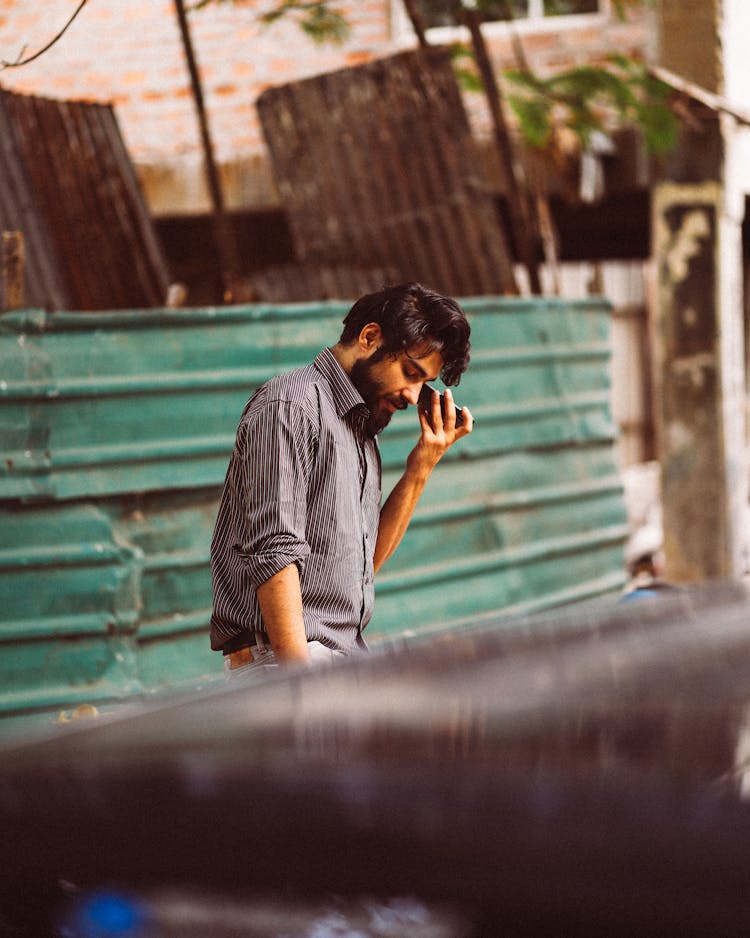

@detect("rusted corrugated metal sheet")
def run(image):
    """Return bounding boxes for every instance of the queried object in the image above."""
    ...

[257,48,518,300]
[249,263,398,302]
[0,94,68,310]
[0,88,172,310]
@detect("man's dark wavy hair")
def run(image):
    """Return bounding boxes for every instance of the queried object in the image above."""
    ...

[339,282,471,386]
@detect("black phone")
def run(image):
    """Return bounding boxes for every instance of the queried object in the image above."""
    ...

[418,384,467,429]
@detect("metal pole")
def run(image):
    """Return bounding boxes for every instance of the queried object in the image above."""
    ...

[458,4,542,294]
[174,0,243,302]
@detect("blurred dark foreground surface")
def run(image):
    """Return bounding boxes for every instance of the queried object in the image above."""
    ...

[3,581,750,937]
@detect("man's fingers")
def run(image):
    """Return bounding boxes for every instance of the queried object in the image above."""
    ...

[458,406,473,434]
[443,387,458,430]
[418,388,473,439]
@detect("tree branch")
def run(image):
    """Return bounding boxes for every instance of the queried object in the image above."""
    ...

[1,0,90,71]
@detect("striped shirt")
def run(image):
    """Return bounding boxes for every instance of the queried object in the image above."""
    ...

[210,347,381,654]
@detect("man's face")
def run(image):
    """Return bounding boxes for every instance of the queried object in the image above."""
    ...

[350,343,444,435]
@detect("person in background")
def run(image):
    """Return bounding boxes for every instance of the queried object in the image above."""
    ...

[210,282,473,676]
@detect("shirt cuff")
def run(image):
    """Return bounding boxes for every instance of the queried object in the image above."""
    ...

[240,542,311,590]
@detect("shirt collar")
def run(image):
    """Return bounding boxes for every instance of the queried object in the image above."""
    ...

[313,347,367,420]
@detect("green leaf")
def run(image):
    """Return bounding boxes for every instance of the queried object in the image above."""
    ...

[208,1,350,45]
[504,68,546,94]
[503,54,678,156]
[636,99,680,154]
[454,66,484,93]
[299,5,349,43]
[449,43,484,92]
[507,94,553,147]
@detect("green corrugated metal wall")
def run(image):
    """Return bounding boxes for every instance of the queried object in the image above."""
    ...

[0,298,627,725]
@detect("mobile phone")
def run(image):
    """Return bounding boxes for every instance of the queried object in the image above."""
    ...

[418,384,467,429]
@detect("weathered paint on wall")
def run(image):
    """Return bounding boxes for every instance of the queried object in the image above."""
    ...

[0,298,627,725]
[652,182,747,581]
[652,0,749,587]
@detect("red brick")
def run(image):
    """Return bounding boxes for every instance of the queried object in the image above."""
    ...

[212,83,238,97]
[122,70,149,87]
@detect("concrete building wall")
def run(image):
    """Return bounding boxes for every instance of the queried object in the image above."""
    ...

[0,0,651,215]
[652,0,749,581]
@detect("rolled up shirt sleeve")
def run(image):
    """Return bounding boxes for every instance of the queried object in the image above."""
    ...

[234,397,316,589]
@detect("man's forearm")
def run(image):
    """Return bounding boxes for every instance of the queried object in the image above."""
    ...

[374,463,432,572]
[374,389,473,573]
[256,563,310,664]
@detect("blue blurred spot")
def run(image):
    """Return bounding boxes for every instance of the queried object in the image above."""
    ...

[57,889,150,937]
[621,587,662,602]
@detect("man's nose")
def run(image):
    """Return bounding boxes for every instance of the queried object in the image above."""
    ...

[403,383,421,406]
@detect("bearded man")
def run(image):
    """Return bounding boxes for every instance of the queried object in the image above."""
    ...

[210,282,472,675]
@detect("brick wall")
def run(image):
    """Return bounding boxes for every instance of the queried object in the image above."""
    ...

[0,1,650,213]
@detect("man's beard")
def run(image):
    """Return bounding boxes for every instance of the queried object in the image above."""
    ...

[350,355,407,436]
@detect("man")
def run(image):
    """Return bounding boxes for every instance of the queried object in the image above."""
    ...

[210,282,472,675]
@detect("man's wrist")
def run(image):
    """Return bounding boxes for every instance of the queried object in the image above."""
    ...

[405,451,436,482]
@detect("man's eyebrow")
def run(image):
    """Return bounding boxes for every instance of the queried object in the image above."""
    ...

[404,353,434,380]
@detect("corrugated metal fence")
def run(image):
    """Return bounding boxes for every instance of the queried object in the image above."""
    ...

[0,298,627,725]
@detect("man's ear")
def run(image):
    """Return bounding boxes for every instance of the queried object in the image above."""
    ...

[358,322,383,356]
